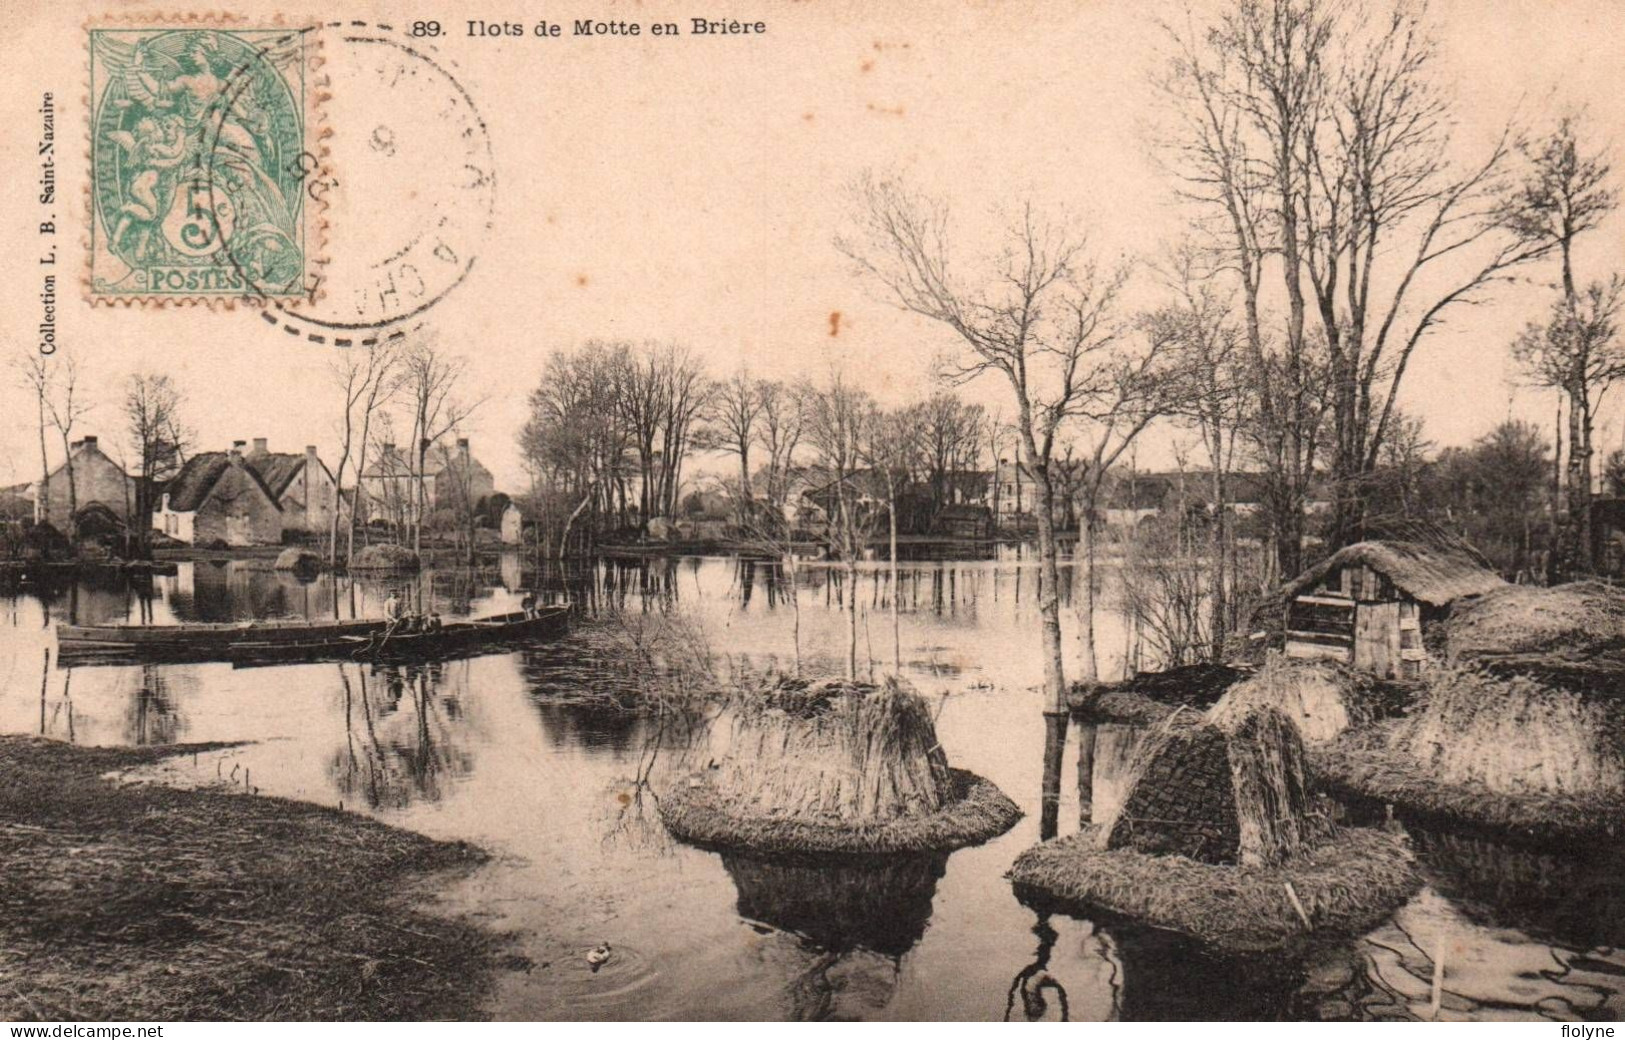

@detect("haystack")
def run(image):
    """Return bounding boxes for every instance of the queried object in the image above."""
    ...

[1445,581,1625,670]
[1012,828,1416,954]
[1100,706,1321,867]
[1207,654,1411,745]
[1312,664,1625,841]
[659,677,1020,854]
[1009,705,1419,951]
[350,544,422,572]
[273,547,321,573]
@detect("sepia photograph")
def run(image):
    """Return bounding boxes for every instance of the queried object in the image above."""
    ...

[1,0,1624,1026]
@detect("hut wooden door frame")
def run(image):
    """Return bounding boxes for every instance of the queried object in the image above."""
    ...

[1353,601,1402,678]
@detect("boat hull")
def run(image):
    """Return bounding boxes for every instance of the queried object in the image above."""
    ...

[54,608,569,666]
[229,608,570,666]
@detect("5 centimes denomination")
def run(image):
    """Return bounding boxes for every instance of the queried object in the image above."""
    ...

[249,22,496,343]
[88,20,321,302]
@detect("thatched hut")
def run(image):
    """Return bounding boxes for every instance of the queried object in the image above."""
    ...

[1009,705,1419,952]
[659,677,1021,854]
[1281,540,1504,679]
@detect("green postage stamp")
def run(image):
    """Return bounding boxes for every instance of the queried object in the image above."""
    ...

[88,21,320,302]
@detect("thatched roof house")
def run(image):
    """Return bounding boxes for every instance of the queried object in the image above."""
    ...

[1283,540,1505,679]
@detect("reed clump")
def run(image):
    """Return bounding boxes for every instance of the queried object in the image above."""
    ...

[0,737,509,1021]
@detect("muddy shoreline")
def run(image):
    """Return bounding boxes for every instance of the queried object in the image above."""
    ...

[0,736,515,1021]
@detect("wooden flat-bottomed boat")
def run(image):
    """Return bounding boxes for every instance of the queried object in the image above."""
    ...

[54,607,569,666]
[228,608,570,667]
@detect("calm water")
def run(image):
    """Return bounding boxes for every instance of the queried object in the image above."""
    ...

[1,554,1622,1021]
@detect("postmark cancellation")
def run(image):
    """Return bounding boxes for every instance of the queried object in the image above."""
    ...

[87,17,324,303]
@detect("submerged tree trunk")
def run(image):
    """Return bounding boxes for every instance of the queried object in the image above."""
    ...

[889,481,901,673]
[1076,498,1100,686]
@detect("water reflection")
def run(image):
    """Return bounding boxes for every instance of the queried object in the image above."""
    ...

[330,663,475,810]
[4,555,1622,1021]
[721,852,947,957]
[1005,915,1075,1021]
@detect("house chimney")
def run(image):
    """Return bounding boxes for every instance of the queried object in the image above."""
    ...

[230,440,246,457]
[458,437,470,460]
[82,435,97,449]
[251,437,268,455]
[306,444,318,460]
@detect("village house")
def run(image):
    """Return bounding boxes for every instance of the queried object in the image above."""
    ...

[244,438,340,537]
[358,438,495,528]
[30,435,136,532]
[1280,539,1506,679]
[153,444,283,547]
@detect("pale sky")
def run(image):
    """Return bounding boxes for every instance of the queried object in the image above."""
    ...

[4,0,1624,491]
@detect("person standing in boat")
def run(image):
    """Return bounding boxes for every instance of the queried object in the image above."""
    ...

[381,590,406,641]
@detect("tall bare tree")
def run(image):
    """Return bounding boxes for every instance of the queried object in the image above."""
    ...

[840,175,1127,718]
[1160,0,1553,562]
[757,379,807,514]
[865,407,926,672]
[1512,279,1625,572]
[915,392,986,517]
[18,351,93,537]
[13,352,55,527]
[1500,115,1618,573]
[1144,248,1249,659]
[330,341,402,566]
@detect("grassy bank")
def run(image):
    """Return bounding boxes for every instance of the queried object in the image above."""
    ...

[0,737,512,1021]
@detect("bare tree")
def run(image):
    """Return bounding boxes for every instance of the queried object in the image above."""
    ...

[1065,347,1179,684]
[17,351,93,537]
[915,392,986,517]
[1160,0,1553,562]
[839,174,1128,717]
[709,366,765,525]
[400,339,483,554]
[330,341,402,566]
[123,373,190,555]
[865,407,926,672]
[1513,279,1625,572]
[803,371,876,680]
[1144,247,1249,659]
[1501,115,1619,572]
[13,352,55,526]
[520,341,629,557]
[757,379,807,515]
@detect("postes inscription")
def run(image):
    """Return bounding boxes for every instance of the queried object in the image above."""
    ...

[89,27,311,299]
